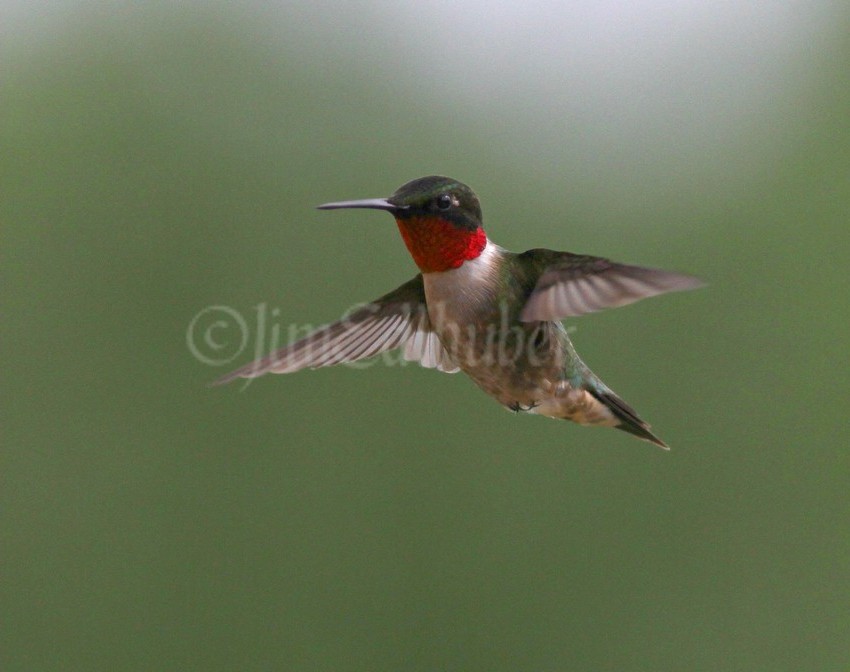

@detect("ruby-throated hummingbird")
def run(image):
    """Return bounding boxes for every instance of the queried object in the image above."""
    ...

[216,176,703,448]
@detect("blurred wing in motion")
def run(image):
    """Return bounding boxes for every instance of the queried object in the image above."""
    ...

[213,275,458,385]
[520,251,704,322]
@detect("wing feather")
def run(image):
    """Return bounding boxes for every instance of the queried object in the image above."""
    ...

[520,254,704,322]
[213,275,458,385]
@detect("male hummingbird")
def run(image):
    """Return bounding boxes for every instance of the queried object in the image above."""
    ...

[215,176,703,448]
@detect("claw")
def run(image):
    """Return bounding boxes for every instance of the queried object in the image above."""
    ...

[508,400,539,413]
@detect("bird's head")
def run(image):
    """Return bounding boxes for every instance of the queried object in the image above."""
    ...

[318,175,487,273]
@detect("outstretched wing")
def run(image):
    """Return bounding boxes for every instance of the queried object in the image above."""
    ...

[519,250,704,322]
[213,275,459,385]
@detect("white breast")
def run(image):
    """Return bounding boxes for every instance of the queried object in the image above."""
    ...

[422,241,502,313]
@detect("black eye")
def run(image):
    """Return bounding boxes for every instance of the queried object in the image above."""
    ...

[436,193,453,210]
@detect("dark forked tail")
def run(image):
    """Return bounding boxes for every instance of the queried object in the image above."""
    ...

[590,388,669,449]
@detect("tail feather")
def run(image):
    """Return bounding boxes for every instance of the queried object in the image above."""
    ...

[591,389,669,450]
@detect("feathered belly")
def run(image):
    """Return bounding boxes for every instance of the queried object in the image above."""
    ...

[434,312,568,406]
[428,306,615,426]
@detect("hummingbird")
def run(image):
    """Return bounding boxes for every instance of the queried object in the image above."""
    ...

[215,176,703,448]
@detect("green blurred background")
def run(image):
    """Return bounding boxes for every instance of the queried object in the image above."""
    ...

[3,2,848,670]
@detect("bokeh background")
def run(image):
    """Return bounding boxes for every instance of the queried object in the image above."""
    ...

[3,2,848,670]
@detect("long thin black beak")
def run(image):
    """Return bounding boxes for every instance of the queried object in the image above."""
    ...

[316,198,403,212]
